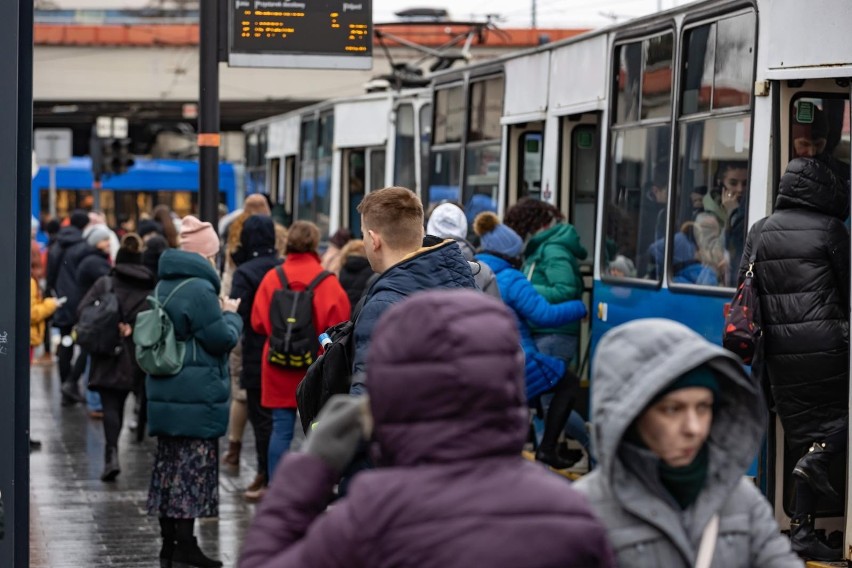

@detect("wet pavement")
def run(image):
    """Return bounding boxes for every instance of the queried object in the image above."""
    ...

[29,358,261,567]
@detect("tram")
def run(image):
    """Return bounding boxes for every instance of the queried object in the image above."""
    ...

[242,88,431,239]
[31,156,242,226]
[244,0,852,557]
[424,0,851,558]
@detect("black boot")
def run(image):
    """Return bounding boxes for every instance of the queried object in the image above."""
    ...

[172,519,222,568]
[100,445,120,482]
[159,517,176,568]
[793,442,841,502]
[60,380,84,405]
[535,447,576,470]
[790,514,842,561]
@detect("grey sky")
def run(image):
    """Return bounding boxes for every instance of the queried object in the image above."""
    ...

[376,0,692,28]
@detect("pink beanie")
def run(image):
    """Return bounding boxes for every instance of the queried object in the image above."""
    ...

[179,215,219,258]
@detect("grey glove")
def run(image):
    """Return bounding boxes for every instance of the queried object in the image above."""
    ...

[302,395,369,473]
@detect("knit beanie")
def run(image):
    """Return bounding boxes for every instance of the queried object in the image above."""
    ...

[179,215,220,258]
[653,365,719,405]
[473,212,524,258]
[427,203,468,241]
[142,235,168,276]
[329,227,352,249]
[69,209,90,231]
[85,225,112,248]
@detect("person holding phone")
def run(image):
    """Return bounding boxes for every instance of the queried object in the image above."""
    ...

[240,290,614,568]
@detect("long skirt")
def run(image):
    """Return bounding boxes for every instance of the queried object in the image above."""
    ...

[147,436,218,519]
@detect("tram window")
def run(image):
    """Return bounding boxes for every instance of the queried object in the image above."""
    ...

[347,151,366,237]
[468,77,504,142]
[369,149,386,192]
[518,132,543,200]
[434,86,465,145]
[682,12,755,115]
[269,158,281,205]
[316,157,332,239]
[789,97,851,168]
[571,126,598,264]
[641,33,674,120]
[319,112,334,160]
[428,149,462,210]
[394,104,417,191]
[298,160,316,224]
[301,119,318,161]
[675,116,750,288]
[602,125,671,281]
[614,42,642,124]
[464,143,500,222]
[420,103,432,197]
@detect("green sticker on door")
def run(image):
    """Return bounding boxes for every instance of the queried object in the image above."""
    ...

[796,100,815,124]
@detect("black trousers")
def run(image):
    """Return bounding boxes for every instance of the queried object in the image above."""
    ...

[246,387,272,479]
[99,388,130,449]
[539,368,581,452]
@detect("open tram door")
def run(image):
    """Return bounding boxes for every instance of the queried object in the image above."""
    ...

[557,113,601,382]
[340,147,385,238]
[769,77,852,562]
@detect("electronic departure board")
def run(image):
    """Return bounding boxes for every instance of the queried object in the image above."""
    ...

[228,0,372,69]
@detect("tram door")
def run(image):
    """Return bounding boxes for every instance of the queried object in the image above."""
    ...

[772,80,852,541]
[559,113,601,381]
[270,156,296,227]
[504,121,544,209]
[341,147,385,238]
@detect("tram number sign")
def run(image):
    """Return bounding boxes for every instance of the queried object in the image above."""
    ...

[228,0,373,70]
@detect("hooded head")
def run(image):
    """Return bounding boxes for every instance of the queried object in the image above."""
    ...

[179,215,219,258]
[367,290,527,466]
[427,203,468,241]
[235,214,276,264]
[243,193,272,216]
[473,212,524,259]
[776,157,849,219]
[792,106,828,158]
[589,319,764,504]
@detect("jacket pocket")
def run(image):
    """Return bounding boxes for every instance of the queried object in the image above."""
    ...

[711,513,750,568]
[608,525,675,568]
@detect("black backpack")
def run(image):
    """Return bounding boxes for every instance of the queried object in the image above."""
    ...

[74,276,122,356]
[267,266,332,370]
[296,319,357,433]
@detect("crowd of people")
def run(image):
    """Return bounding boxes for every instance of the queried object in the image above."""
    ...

[28,146,847,565]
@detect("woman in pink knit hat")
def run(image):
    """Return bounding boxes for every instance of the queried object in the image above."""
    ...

[144,214,243,568]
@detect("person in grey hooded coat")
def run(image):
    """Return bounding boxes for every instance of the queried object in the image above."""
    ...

[574,319,802,568]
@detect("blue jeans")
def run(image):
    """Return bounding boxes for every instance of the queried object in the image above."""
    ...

[267,409,296,480]
[533,334,592,458]
[82,355,102,412]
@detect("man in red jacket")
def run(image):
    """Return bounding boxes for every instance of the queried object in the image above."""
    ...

[251,221,350,482]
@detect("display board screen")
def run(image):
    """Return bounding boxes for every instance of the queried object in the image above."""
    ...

[229,0,372,69]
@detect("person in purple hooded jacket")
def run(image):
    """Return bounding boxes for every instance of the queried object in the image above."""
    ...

[239,289,615,568]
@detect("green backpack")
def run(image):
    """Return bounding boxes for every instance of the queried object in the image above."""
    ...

[133,278,197,377]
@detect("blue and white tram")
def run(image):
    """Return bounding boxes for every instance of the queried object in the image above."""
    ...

[242,88,431,240]
[427,0,851,559]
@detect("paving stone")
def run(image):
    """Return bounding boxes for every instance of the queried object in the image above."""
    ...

[29,361,262,567]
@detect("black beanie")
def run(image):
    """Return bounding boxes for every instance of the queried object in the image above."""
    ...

[69,210,90,230]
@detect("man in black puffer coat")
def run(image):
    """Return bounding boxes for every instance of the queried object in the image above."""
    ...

[230,215,281,500]
[738,156,849,561]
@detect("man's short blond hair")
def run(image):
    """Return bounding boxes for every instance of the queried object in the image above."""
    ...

[357,187,423,250]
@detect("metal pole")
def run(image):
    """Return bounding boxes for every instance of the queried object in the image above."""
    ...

[49,164,57,219]
[532,0,537,29]
[199,0,220,224]
[0,0,32,565]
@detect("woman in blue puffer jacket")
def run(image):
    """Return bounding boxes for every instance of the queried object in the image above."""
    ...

[474,212,587,469]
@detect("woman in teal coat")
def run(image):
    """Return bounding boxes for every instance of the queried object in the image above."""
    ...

[145,215,242,568]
